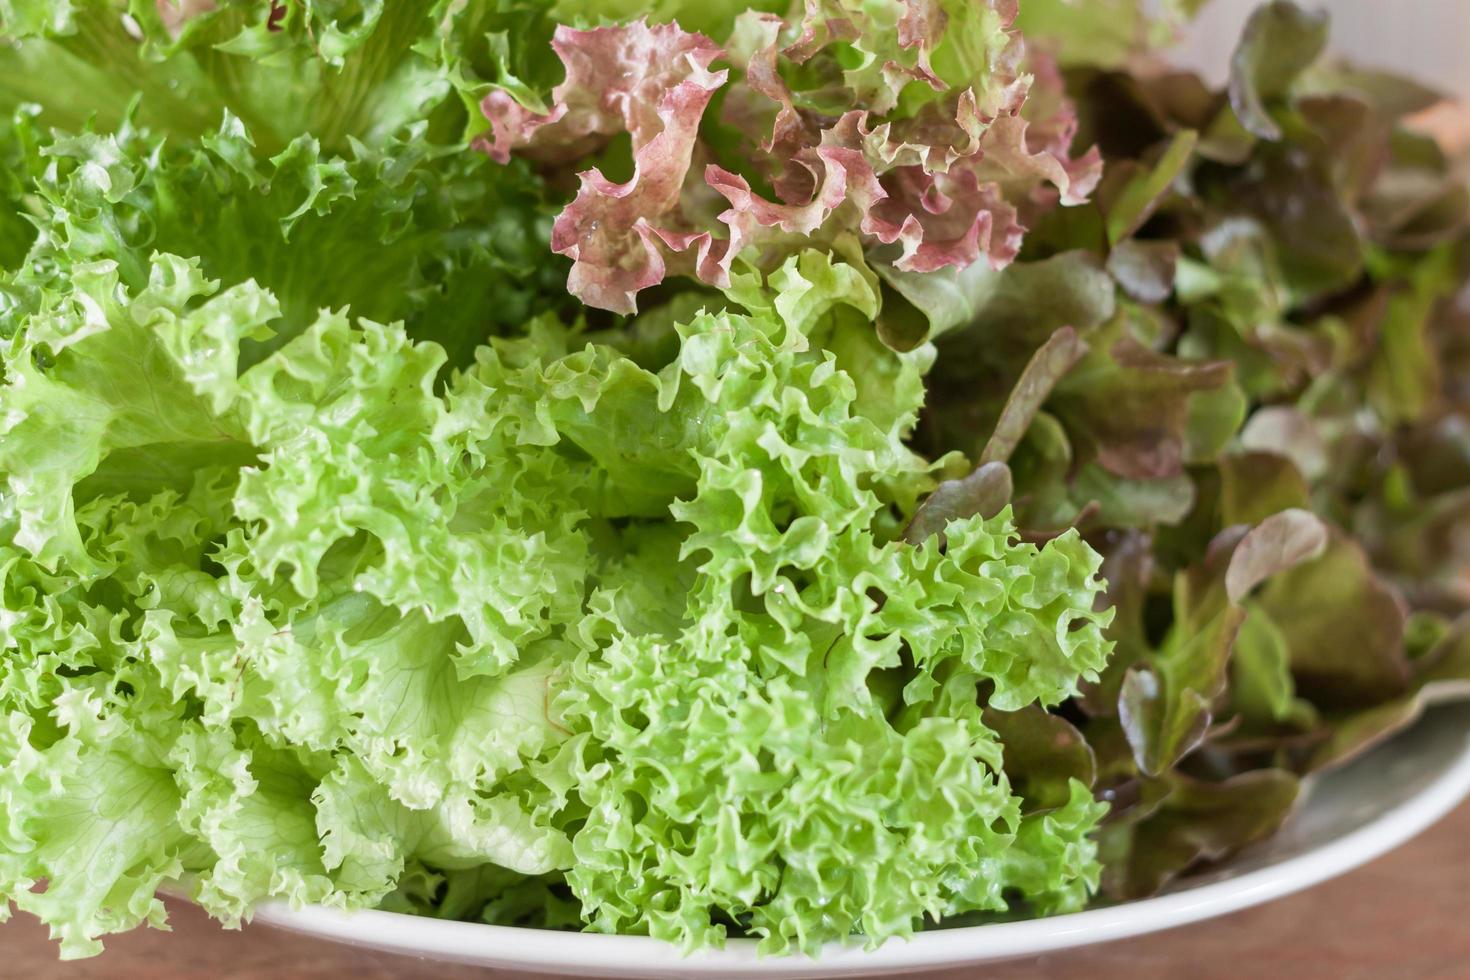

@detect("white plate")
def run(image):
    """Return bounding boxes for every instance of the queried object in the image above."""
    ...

[248,707,1470,978]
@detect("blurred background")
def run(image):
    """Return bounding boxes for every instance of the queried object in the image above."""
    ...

[1176,0,1470,100]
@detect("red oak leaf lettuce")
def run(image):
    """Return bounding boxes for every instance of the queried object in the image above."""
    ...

[480,1,1101,317]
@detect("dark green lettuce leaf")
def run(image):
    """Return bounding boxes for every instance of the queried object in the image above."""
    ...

[0,0,468,154]
[3,111,565,367]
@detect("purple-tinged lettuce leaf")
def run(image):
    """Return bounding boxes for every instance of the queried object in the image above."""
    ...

[1220,146,1365,298]
[482,21,728,314]
[1011,0,1470,906]
[1107,239,1180,305]
[1049,329,1235,481]
[480,4,1102,323]
[1254,530,1413,709]
[1303,617,1470,771]
[985,705,1097,813]
[1218,450,1312,527]
[889,249,1115,355]
[902,462,1014,546]
[1224,508,1329,604]
[979,325,1088,466]
[1096,767,1300,901]
[1116,511,1328,777]
[1298,63,1445,121]
[1227,0,1329,141]
[1114,533,1242,778]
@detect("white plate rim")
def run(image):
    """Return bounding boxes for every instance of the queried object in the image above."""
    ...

[244,710,1470,977]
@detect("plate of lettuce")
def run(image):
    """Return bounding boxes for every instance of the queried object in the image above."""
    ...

[2,0,1469,972]
[245,704,1470,975]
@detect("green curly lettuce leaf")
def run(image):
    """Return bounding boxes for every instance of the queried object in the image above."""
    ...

[0,0,457,154]
[3,110,565,369]
[0,148,1116,957]
[550,279,1113,951]
[6,0,1466,962]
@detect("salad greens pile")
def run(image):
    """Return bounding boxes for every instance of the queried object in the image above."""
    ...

[1,0,1467,960]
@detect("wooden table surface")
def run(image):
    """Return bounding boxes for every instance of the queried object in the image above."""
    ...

[6,800,1467,980]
